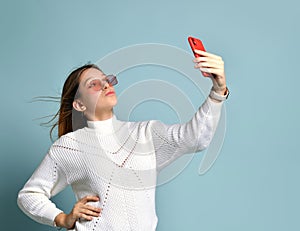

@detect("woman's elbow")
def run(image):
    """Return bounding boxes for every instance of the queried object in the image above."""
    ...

[17,190,26,211]
[196,134,213,152]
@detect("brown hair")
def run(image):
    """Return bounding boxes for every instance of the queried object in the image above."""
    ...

[47,63,102,140]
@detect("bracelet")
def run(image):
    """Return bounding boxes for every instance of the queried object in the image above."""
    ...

[209,87,229,101]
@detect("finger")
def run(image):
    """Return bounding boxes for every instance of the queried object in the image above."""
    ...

[199,67,224,77]
[194,49,222,60]
[193,56,224,65]
[80,208,101,217]
[195,64,223,75]
[79,195,100,204]
[79,213,93,221]
[195,61,223,69]
[84,205,102,213]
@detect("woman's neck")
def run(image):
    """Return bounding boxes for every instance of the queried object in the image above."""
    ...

[86,110,114,121]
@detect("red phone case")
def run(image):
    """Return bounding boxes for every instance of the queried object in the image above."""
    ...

[188,36,211,77]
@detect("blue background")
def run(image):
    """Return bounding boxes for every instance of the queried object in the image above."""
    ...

[1,0,299,230]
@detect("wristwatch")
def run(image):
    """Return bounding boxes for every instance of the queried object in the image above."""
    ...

[209,87,230,101]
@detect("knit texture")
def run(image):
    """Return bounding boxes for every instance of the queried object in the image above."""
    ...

[17,96,223,231]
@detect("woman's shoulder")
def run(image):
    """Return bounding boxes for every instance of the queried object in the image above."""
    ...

[52,129,83,145]
[122,119,166,138]
[49,128,88,156]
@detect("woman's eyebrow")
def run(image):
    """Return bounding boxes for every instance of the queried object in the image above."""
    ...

[83,77,93,86]
[83,75,106,85]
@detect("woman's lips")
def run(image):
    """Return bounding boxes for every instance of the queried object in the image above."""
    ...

[105,91,115,96]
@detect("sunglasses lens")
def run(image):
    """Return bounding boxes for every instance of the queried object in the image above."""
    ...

[89,79,103,91]
[107,75,118,86]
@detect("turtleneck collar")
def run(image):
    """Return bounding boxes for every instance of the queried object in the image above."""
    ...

[86,114,117,134]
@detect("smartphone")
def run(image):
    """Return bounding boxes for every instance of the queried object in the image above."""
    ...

[188,36,212,77]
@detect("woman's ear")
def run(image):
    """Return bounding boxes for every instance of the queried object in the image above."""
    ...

[73,99,86,112]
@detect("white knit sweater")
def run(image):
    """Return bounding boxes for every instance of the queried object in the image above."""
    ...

[17,96,223,231]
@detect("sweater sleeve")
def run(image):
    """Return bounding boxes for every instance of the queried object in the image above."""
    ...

[17,153,69,227]
[150,96,224,171]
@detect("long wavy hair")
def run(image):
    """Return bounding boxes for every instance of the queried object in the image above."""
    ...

[38,64,102,141]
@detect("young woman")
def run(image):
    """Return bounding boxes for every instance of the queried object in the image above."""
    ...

[17,49,229,231]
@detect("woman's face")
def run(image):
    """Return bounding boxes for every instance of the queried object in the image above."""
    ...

[74,67,118,120]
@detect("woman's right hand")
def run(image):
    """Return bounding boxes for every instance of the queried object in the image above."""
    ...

[54,195,101,229]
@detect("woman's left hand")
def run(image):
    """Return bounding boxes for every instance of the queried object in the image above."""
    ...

[193,49,227,95]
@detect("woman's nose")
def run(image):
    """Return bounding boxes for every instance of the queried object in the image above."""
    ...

[103,81,110,90]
